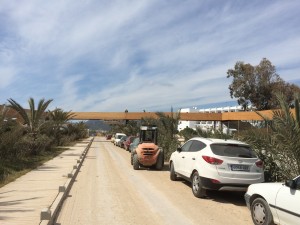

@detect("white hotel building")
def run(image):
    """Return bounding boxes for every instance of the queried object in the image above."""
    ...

[177,105,246,133]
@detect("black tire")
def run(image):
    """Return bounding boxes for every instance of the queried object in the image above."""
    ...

[170,162,177,181]
[133,154,139,170]
[191,172,206,198]
[155,150,164,170]
[251,198,274,225]
[130,153,133,165]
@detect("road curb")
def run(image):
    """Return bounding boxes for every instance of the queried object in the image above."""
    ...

[39,137,94,225]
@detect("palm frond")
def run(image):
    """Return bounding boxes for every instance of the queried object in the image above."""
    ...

[7,98,30,126]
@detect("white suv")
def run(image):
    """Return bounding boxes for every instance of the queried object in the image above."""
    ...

[169,137,264,198]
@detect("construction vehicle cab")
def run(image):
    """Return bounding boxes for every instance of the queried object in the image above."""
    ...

[131,125,164,170]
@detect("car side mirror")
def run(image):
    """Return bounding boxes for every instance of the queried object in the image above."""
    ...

[177,147,182,152]
[285,180,297,189]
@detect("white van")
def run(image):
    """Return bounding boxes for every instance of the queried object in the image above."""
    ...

[113,133,126,145]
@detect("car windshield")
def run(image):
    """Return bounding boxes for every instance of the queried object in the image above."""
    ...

[210,144,257,158]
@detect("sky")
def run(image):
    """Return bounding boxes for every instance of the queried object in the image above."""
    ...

[0,0,300,112]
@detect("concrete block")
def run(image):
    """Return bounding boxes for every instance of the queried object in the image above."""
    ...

[49,192,65,223]
[41,208,51,220]
[59,185,66,192]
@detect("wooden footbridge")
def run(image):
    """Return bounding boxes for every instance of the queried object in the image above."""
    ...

[1,104,295,122]
[71,110,280,121]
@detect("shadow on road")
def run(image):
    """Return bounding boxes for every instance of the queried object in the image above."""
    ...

[179,180,247,206]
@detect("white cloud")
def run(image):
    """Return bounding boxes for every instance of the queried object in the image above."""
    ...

[0,67,16,89]
[0,0,300,112]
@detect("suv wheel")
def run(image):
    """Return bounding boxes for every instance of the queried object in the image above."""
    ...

[192,171,206,198]
[170,162,177,181]
[251,198,274,225]
[133,154,139,170]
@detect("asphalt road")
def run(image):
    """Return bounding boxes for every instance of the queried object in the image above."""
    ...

[55,137,253,225]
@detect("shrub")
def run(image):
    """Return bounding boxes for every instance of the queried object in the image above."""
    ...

[239,93,300,181]
[0,127,25,160]
[13,134,53,157]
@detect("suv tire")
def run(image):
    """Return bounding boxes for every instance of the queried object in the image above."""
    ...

[170,162,177,181]
[192,171,206,198]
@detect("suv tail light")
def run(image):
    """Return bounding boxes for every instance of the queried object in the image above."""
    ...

[255,160,264,168]
[202,156,223,165]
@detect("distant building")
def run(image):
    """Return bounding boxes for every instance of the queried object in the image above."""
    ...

[177,107,198,131]
[178,105,254,134]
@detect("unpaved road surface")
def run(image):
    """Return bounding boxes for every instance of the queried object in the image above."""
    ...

[55,137,253,225]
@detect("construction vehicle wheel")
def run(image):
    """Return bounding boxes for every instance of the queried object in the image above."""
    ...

[130,153,133,165]
[133,154,139,170]
[155,150,164,170]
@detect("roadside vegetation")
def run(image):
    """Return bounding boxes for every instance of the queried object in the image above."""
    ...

[238,93,300,181]
[0,98,88,187]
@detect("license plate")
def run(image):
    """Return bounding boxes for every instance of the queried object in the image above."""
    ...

[231,164,249,171]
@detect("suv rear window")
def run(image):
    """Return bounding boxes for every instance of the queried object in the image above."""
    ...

[210,144,257,158]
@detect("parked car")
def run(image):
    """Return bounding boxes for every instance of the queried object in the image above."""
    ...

[106,134,112,140]
[123,136,137,151]
[169,137,264,198]
[245,175,300,225]
[116,136,128,148]
[129,137,140,153]
[113,133,126,145]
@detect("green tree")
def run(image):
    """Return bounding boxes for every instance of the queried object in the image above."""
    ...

[179,127,197,141]
[7,98,53,136]
[7,98,53,155]
[240,93,300,180]
[47,108,75,145]
[227,58,300,110]
[0,105,9,133]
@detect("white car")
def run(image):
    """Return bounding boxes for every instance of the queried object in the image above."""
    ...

[113,133,126,145]
[169,137,264,198]
[245,175,300,225]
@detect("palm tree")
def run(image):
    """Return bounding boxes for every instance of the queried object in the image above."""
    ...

[49,108,75,125]
[242,92,300,180]
[267,93,300,179]
[0,105,9,131]
[48,108,75,145]
[155,109,181,159]
[7,98,53,137]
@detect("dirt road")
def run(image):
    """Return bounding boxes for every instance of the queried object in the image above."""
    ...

[55,137,253,225]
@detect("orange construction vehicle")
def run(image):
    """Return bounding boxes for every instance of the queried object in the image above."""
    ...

[131,125,164,170]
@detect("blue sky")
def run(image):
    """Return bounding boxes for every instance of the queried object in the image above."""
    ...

[1,0,300,112]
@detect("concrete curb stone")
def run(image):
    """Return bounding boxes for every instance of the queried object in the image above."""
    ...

[39,137,94,225]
